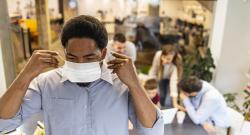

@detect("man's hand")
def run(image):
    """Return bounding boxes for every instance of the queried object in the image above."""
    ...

[202,122,216,134]
[0,50,59,119]
[108,52,158,128]
[174,104,186,112]
[22,50,59,79]
[107,52,139,88]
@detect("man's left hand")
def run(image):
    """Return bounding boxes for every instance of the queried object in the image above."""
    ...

[107,52,139,88]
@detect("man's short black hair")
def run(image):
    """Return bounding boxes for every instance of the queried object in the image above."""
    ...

[61,15,108,49]
[113,33,126,43]
[178,76,202,93]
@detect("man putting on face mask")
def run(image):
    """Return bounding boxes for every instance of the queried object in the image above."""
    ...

[0,15,163,135]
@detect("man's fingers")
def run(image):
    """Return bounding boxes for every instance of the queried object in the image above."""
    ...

[36,53,58,59]
[107,58,128,64]
[42,62,58,68]
[111,68,119,74]
[35,50,59,56]
[111,52,128,59]
[40,57,58,64]
[36,52,59,64]
[107,63,123,69]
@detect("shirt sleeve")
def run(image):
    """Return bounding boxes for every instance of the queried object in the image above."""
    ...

[148,51,161,78]
[183,92,219,125]
[169,66,178,97]
[128,94,164,135]
[0,77,42,133]
[125,42,137,62]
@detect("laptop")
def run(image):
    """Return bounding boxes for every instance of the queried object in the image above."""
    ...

[161,108,178,124]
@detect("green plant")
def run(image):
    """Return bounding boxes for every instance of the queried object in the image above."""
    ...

[243,88,250,121]
[224,84,250,121]
[138,65,151,74]
[224,93,241,112]
[183,55,194,78]
[183,47,216,82]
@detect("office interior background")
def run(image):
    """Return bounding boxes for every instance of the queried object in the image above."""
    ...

[0,0,250,134]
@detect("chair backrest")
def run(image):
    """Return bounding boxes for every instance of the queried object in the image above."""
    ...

[227,107,244,135]
[241,121,250,135]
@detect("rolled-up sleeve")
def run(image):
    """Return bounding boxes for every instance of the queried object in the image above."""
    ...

[128,95,164,135]
[183,94,219,125]
[0,110,23,133]
[0,77,42,133]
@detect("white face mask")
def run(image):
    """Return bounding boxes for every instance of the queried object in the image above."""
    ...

[62,61,102,83]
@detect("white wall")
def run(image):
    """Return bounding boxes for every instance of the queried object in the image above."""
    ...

[77,0,136,20]
[159,0,183,18]
[209,0,228,66]
[0,39,7,97]
[159,0,214,29]
[48,0,59,14]
[210,0,250,93]
[7,0,59,18]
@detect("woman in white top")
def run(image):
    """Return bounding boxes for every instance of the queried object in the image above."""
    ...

[149,45,185,111]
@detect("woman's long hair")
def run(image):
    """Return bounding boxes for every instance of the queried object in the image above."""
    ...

[158,45,183,80]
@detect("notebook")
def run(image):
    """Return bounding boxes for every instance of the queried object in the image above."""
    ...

[161,108,178,124]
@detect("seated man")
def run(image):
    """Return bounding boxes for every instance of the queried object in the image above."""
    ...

[178,76,229,135]
[0,15,163,135]
[106,33,137,62]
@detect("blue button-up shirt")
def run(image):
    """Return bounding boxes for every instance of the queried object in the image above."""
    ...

[183,81,229,128]
[0,65,164,135]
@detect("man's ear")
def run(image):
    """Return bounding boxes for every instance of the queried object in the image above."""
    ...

[100,48,107,60]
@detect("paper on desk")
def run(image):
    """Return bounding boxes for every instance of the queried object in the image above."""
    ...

[161,108,178,124]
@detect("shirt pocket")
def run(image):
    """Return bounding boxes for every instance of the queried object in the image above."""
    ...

[49,98,74,134]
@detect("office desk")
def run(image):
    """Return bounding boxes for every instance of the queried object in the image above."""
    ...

[129,116,208,135]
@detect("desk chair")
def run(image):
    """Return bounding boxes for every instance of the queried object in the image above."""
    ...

[227,107,244,135]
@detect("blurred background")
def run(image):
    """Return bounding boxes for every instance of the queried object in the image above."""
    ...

[0,0,250,134]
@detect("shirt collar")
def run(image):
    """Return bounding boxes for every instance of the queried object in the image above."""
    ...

[58,62,113,85]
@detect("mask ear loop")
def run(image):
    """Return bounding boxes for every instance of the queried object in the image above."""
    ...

[56,52,66,66]
[58,53,65,62]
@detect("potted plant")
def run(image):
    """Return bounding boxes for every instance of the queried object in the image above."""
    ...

[224,83,250,121]
[183,47,216,82]
[243,84,250,121]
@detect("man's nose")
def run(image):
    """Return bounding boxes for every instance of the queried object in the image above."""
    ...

[76,58,85,63]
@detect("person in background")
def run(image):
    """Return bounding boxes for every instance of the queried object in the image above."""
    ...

[178,76,229,135]
[0,15,163,135]
[144,78,161,108]
[149,45,185,111]
[106,33,137,62]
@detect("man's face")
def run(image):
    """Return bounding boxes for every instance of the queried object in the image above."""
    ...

[161,53,175,65]
[183,91,198,98]
[112,41,126,54]
[65,38,106,63]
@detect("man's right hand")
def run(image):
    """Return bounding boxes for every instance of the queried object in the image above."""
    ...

[22,50,59,79]
[202,122,216,134]
[0,50,59,119]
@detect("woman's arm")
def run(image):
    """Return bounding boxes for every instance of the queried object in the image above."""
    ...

[172,97,186,112]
